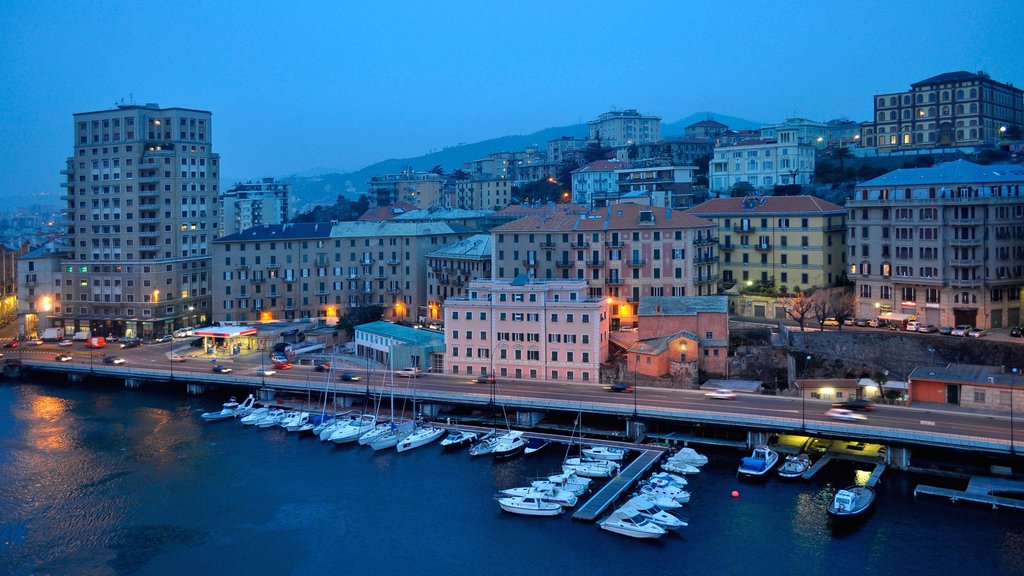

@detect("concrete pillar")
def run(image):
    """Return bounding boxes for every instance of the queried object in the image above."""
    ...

[125,378,142,389]
[186,383,206,395]
[514,411,545,427]
[885,445,912,470]
[748,430,768,448]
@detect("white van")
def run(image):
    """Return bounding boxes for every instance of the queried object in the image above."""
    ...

[72,330,91,341]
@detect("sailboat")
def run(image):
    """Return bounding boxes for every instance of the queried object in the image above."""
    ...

[364,348,414,451]
[562,409,620,478]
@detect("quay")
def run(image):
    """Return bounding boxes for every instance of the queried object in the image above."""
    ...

[914,476,1024,510]
[572,448,666,522]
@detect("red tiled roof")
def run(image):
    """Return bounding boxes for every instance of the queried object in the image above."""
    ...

[570,160,626,174]
[685,195,845,215]
[358,202,415,221]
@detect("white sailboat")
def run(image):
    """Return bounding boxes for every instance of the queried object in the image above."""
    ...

[329,413,378,444]
[562,409,619,478]
[396,423,445,452]
[626,495,688,530]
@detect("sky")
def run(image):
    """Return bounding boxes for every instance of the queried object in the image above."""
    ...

[1,1,1022,205]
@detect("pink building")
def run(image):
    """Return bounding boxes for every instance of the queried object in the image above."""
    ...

[624,296,729,378]
[443,276,609,383]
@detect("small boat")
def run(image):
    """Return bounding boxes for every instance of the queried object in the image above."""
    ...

[497,495,563,517]
[312,412,352,437]
[582,445,627,461]
[649,471,687,488]
[255,409,288,428]
[235,395,256,417]
[330,414,378,444]
[670,447,708,467]
[358,422,395,446]
[777,453,812,479]
[201,397,241,421]
[828,486,876,519]
[737,445,779,479]
[369,420,415,451]
[627,495,688,530]
[469,434,501,457]
[599,508,668,539]
[543,471,592,496]
[523,437,549,456]
[281,411,310,432]
[440,428,480,449]
[662,459,701,475]
[492,430,526,460]
[501,482,577,507]
[639,478,690,504]
[563,457,620,478]
[396,423,445,452]
[240,407,269,425]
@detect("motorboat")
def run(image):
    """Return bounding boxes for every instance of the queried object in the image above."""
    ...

[240,407,269,425]
[777,453,812,479]
[235,395,256,417]
[633,489,682,510]
[582,445,627,461]
[662,459,701,475]
[737,445,779,479]
[563,457,620,478]
[369,420,415,451]
[639,478,691,504]
[255,409,288,429]
[501,482,577,507]
[201,397,241,421]
[544,471,592,496]
[330,414,378,444]
[396,423,445,452]
[469,435,501,457]
[440,428,480,449]
[492,430,526,460]
[497,495,563,517]
[627,495,688,530]
[669,447,708,467]
[523,437,549,456]
[281,411,310,432]
[827,486,876,519]
[599,508,667,539]
[648,471,688,488]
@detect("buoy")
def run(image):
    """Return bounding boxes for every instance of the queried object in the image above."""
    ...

[731,490,740,498]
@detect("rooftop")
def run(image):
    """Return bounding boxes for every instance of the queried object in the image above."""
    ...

[494,202,714,233]
[426,234,492,259]
[356,321,445,346]
[857,160,1024,188]
[910,363,1018,387]
[637,296,728,316]
[685,195,844,216]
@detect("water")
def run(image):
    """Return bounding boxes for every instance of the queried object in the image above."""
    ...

[2,381,1023,576]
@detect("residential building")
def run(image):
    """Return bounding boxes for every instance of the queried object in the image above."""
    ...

[16,243,66,338]
[425,233,492,324]
[211,220,475,325]
[685,195,847,292]
[53,103,219,338]
[220,177,291,236]
[452,177,514,210]
[625,296,729,377]
[358,202,416,221]
[442,277,609,382]
[367,169,444,209]
[588,109,661,147]
[847,160,1024,329]
[547,136,588,164]
[709,129,816,193]
[860,70,1024,152]
[759,118,829,148]
[571,160,626,207]
[685,119,729,140]
[1,243,29,322]
[615,165,697,209]
[492,203,718,330]
[614,137,715,169]
[390,206,495,231]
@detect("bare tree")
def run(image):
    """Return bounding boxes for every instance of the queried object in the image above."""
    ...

[786,292,814,332]
[828,290,856,330]
[810,290,831,328]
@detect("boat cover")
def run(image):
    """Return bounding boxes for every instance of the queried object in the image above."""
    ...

[741,457,766,471]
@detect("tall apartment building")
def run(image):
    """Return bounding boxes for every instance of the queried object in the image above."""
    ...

[861,71,1024,152]
[685,196,847,292]
[491,203,717,330]
[426,234,492,323]
[220,178,291,236]
[211,220,475,324]
[588,109,661,147]
[547,136,588,164]
[452,178,513,210]
[16,243,66,338]
[367,169,444,209]
[847,160,1024,329]
[709,129,816,193]
[443,277,609,382]
[51,103,218,338]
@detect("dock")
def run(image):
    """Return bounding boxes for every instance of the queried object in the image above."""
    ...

[915,476,1024,510]
[572,449,664,522]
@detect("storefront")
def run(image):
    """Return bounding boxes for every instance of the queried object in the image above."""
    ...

[194,326,257,356]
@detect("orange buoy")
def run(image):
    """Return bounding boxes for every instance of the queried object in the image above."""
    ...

[731,490,740,498]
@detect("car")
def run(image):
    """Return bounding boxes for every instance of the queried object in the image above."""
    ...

[259,369,276,376]
[831,399,875,412]
[605,382,635,393]
[704,388,737,400]
[169,354,188,362]
[56,353,73,362]
[825,408,867,422]
[155,335,173,344]
[905,321,920,332]
[470,375,497,385]
[340,372,362,381]
[314,363,332,372]
[57,339,73,347]
[854,318,869,327]
[843,318,856,326]
[822,317,839,327]
[273,362,293,370]
[938,326,954,336]
[396,367,421,378]
[212,365,233,373]
[867,319,880,328]
[270,352,289,363]
[120,338,142,349]
[951,325,973,337]
[618,325,638,332]
[916,324,938,333]
[102,355,126,365]
[1011,326,1023,338]
[3,341,18,349]
[25,339,44,346]
[967,327,987,338]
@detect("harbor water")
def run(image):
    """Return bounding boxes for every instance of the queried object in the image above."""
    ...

[2,381,1023,576]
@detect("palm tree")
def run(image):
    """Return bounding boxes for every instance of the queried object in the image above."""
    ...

[834,146,852,172]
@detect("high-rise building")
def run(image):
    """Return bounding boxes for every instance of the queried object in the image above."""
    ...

[220,178,291,236]
[52,103,219,338]
[588,109,661,148]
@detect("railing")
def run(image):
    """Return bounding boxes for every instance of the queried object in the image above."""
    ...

[755,243,771,251]
[626,259,646,267]
[521,260,538,267]
[732,225,755,233]
[605,277,624,285]
[570,241,590,249]
[693,236,718,245]
[585,259,605,267]
[948,237,982,246]
[605,240,623,248]
[539,242,556,249]
[555,260,574,268]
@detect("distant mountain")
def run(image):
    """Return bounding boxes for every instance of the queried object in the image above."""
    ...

[285,112,761,207]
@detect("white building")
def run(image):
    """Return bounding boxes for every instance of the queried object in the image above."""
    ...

[220,177,291,236]
[709,129,816,193]
[759,118,829,148]
[588,109,661,148]
[571,160,625,207]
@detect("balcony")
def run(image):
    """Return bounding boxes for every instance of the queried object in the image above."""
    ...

[315,289,329,295]
[626,296,641,303]
[138,230,160,238]
[539,242,556,250]
[266,263,280,269]
[570,241,590,249]
[284,304,296,311]
[585,259,605,267]
[137,176,161,184]
[693,236,718,246]
[386,287,402,294]
[138,217,159,224]
[235,264,250,270]
[60,168,73,175]
[138,189,159,197]
[626,259,646,267]
[695,274,719,284]
[521,260,539,268]
[347,273,359,279]
[138,203,159,210]
[249,277,266,284]
[718,243,735,251]
[694,255,716,264]
[732,225,755,233]
[948,278,984,288]
[60,194,73,201]
[361,259,374,265]
[605,240,624,248]
[948,237,982,246]
[755,243,771,251]
[137,160,160,170]
[606,277,624,285]
[950,258,983,267]
[61,181,74,188]
[950,217,983,226]
[555,260,574,268]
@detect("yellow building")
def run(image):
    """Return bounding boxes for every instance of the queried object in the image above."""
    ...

[685,195,846,292]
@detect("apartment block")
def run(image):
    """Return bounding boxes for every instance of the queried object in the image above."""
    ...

[452,178,513,210]
[51,103,219,338]
[571,160,626,207]
[16,244,66,338]
[367,170,444,209]
[491,203,718,330]
[614,165,697,209]
[709,129,816,193]
[847,160,1024,329]
[613,137,715,170]
[220,177,291,236]
[443,277,609,382]
[685,195,847,293]
[588,109,661,147]
[425,234,492,324]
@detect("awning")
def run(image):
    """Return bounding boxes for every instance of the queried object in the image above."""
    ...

[878,312,915,321]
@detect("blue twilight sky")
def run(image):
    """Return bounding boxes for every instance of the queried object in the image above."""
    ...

[1,1,1022,205]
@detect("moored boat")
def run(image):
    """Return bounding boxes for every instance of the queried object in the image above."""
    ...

[330,414,378,444]
[582,445,627,461]
[492,430,526,460]
[497,495,563,516]
[523,437,549,456]
[639,477,690,505]
[440,428,480,449]
[777,453,812,479]
[827,486,875,519]
[599,507,668,539]
[544,471,591,496]
[501,482,577,507]
[563,457,620,478]
[240,407,269,425]
[670,447,708,467]
[201,396,241,422]
[737,444,779,479]
[626,495,688,530]
[662,459,701,475]
[396,423,445,452]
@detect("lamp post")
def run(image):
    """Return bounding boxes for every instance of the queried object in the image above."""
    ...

[1012,368,1019,456]
[633,353,639,419]
[802,355,811,430]
[488,339,507,424]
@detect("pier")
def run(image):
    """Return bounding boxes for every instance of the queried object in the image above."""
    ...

[572,449,665,522]
[915,476,1024,510]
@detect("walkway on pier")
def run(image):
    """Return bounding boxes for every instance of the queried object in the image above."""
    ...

[915,475,1024,511]
[572,449,664,522]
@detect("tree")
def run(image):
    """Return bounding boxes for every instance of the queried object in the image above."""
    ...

[786,292,814,331]
[810,290,831,328]
[827,290,855,330]
[338,305,384,338]
[429,164,445,177]
[450,169,470,181]
[833,146,852,171]
[729,181,754,198]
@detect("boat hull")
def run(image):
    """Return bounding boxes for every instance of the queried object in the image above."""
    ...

[396,427,445,452]
[498,500,562,516]
[599,523,665,539]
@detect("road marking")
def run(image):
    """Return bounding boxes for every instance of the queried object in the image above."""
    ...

[920,420,935,426]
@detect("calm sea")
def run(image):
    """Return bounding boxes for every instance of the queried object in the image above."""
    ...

[1,381,1022,576]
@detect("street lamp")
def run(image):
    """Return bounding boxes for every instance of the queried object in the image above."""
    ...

[1012,368,1019,456]
[633,353,640,419]
[802,354,811,430]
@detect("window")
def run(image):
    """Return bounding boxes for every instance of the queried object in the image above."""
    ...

[973,390,985,403]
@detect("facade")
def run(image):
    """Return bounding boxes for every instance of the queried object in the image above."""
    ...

[16,244,66,338]
[355,320,445,372]
[759,118,828,148]
[685,120,729,140]
[547,136,588,164]
[425,233,492,324]
[615,165,697,209]
[588,109,661,147]
[571,160,626,207]
[442,277,609,382]
[211,220,475,325]
[909,364,1021,415]
[685,195,847,292]
[367,170,444,209]
[1,243,29,323]
[629,296,729,377]
[452,178,513,210]
[492,203,718,331]
[709,130,816,193]
[847,160,1024,329]
[54,103,219,338]
[860,71,1024,153]
[614,137,714,169]
[220,177,291,236]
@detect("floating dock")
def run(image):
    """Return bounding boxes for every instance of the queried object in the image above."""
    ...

[572,449,665,522]
[915,476,1024,510]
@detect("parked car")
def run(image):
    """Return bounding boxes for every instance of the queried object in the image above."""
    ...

[938,326,954,335]
[906,321,920,332]
[57,339,73,347]
[396,367,421,378]
[831,399,875,412]
[967,327,987,338]
[825,408,867,422]
[56,353,73,362]
[867,318,880,328]
[605,382,635,393]
[854,318,870,327]
[169,354,188,362]
[704,388,737,400]
[273,362,293,370]
[1010,326,1022,338]
[470,375,497,385]
[155,335,173,344]
[212,365,232,373]
[822,317,840,327]
[951,325,973,337]
[843,318,856,326]
[916,324,939,333]
[339,372,362,381]
[102,355,126,365]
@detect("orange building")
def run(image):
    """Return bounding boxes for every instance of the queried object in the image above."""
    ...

[622,296,729,377]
